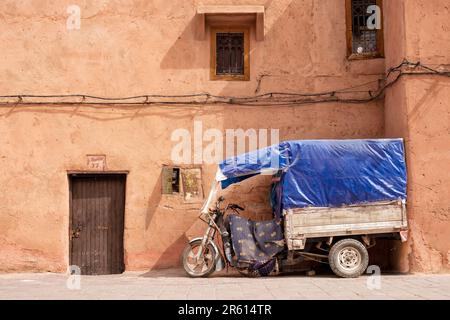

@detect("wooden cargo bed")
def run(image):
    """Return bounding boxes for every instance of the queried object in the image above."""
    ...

[284,201,408,250]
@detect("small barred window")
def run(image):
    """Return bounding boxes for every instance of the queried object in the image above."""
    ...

[216,32,245,75]
[346,0,384,58]
[210,28,250,81]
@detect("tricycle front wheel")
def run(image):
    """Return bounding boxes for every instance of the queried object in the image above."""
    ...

[328,238,369,278]
[182,240,216,278]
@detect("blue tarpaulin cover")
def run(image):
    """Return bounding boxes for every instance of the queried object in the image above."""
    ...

[219,139,407,209]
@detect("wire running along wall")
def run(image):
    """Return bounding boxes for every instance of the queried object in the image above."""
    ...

[0,60,449,107]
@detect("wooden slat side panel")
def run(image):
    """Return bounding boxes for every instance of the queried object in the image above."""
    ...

[291,221,405,236]
[289,205,403,227]
[284,203,407,248]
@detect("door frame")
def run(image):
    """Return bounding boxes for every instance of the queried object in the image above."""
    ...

[68,172,128,274]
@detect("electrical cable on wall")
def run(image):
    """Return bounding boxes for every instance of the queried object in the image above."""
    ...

[0,60,449,107]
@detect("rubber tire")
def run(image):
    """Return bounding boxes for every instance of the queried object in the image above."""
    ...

[328,239,369,278]
[182,240,216,278]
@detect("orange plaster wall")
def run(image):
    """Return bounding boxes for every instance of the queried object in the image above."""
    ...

[384,0,450,273]
[3,0,449,274]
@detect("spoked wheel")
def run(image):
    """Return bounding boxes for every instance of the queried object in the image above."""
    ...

[182,240,216,278]
[329,239,369,278]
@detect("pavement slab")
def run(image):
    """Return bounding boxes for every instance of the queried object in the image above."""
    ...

[0,269,449,300]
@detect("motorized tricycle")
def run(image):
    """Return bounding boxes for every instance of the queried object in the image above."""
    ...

[182,139,409,278]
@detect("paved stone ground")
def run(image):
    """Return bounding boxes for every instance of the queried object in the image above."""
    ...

[1,269,450,300]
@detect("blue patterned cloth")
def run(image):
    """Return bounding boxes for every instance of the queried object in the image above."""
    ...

[229,215,284,264]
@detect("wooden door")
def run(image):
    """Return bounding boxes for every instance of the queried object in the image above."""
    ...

[69,174,126,275]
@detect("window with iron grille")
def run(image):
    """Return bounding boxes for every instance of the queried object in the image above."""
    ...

[346,0,384,59]
[211,28,250,81]
[216,33,244,75]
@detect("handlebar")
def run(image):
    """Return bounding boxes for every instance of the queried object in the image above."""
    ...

[211,196,245,214]
[228,203,245,211]
[215,196,225,210]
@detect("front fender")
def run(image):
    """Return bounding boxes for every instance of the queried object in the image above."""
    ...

[189,237,225,271]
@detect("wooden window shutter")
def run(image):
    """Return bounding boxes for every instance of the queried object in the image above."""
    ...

[162,167,174,194]
[181,168,203,201]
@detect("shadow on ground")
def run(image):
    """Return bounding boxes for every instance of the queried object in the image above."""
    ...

[138,264,339,279]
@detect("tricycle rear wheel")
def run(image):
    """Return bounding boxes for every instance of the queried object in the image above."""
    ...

[328,238,369,278]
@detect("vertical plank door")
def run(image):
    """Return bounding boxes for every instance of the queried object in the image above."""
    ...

[70,174,126,275]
